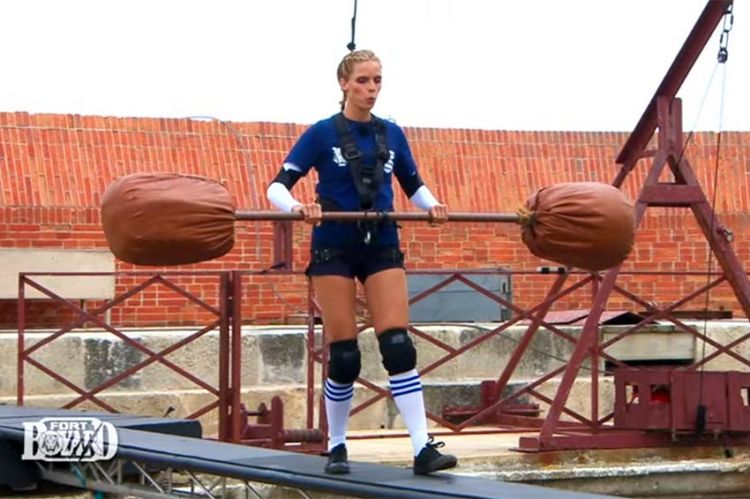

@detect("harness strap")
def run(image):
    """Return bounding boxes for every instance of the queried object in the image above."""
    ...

[333,113,389,211]
[311,246,403,265]
[311,247,345,264]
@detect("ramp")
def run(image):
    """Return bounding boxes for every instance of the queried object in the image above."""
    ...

[0,405,612,498]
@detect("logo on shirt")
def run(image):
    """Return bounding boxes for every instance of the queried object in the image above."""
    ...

[332,147,347,167]
[331,147,396,173]
[384,150,395,174]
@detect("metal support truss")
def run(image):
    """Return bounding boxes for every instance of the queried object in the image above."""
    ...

[34,459,312,499]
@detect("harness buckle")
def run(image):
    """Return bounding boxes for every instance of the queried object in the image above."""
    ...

[342,146,361,161]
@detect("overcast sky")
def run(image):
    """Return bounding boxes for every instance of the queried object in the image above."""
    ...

[1,0,746,131]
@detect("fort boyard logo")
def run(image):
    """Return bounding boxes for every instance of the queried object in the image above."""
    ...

[22,417,119,462]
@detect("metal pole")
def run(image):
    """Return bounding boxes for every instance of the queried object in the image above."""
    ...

[218,272,230,441]
[306,283,316,431]
[231,271,243,442]
[17,275,25,406]
[235,210,520,223]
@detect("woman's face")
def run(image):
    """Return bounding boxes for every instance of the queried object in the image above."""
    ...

[340,60,382,113]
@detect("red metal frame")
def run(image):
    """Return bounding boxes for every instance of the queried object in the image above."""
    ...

[16,269,323,450]
[301,266,750,450]
[613,369,750,432]
[305,269,599,439]
[17,266,750,454]
[229,270,243,442]
[306,270,508,442]
[521,0,745,451]
[17,271,236,441]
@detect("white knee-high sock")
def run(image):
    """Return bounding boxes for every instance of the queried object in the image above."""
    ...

[324,378,354,451]
[389,369,429,456]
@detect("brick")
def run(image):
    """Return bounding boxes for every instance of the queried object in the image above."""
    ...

[3,112,750,324]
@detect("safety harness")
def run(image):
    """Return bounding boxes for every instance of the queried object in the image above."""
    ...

[333,113,390,211]
[332,113,390,244]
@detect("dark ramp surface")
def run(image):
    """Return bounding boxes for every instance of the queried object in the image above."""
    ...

[0,405,613,498]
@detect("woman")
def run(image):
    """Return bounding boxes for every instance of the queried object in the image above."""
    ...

[266,49,457,475]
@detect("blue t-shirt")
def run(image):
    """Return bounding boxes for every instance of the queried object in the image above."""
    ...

[284,114,421,249]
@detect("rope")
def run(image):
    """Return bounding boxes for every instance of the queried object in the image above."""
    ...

[695,3,733,434]
[516,205,536,227]
[347,0,358,52]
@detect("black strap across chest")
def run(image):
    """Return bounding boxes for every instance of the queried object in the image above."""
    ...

[333,113,390,210]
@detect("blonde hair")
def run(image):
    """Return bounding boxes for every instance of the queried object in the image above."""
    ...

[336,49,381,111]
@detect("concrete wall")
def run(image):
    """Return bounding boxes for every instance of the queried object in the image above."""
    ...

[0,248,114,299]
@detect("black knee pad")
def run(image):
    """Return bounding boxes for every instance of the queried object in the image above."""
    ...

[328,339,361,384]
[377,328,417,376]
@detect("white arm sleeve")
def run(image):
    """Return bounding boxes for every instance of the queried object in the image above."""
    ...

[267,182,302,212]
[409,185,440,210]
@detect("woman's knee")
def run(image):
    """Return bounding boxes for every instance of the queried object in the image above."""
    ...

[377,327,417,375]
[328,339,361,384]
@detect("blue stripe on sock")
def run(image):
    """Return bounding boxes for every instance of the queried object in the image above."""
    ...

[389,374,420,386]
[325,389,353,401]
[391,386,423,398]
[325,383,353,394]
[325,387,353,396]
[389,380,421,393]
[325,381,354,394]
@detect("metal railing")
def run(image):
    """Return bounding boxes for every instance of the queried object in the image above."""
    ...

[16,267,750,452]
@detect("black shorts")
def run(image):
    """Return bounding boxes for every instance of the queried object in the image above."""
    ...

[306,245,405,283]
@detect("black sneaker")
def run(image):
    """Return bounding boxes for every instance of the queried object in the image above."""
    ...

[413,437,457,475]
[324,443,350,474]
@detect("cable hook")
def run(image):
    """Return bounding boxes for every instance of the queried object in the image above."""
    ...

[717,3,733,63]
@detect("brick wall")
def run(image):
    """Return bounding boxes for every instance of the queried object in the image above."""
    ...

[2,112,750,328]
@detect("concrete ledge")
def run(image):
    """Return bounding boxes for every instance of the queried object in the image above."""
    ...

[0,248,114,299]
[3,324,585,397]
